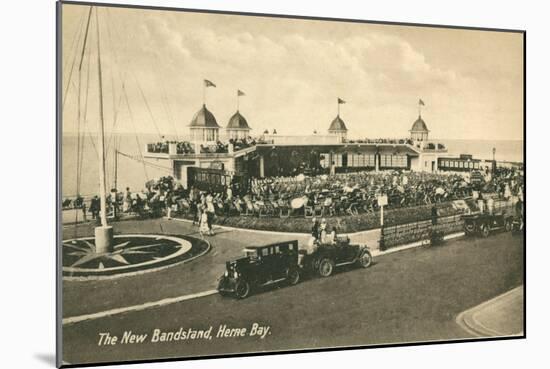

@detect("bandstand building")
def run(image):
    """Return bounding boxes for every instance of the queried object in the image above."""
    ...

[226,111,251,140]
[188,104,220,143]
[327,115,348,143]
[410,114,430,142]
[145,102,453,189]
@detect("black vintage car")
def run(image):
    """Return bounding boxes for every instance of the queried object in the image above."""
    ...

[463,212,514,237]
[217,241,301,299]
[300,236,373,277]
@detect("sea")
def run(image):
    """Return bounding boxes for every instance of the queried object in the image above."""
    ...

[61,133,524,198]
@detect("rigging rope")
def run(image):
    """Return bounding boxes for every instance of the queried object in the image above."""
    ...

[132,72,164,140]
[105,91,125,155]
[117,150,173,172]
[122,83,150,182]
[154,55,179,140]
[104,7,164,141]
[62,9,85,82]
[62,6,92,113]
[73,6,93,232]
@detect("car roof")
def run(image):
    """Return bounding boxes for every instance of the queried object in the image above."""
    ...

[244,240,298,250]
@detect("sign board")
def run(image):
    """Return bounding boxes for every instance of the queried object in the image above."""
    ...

[377,195,388,206]
[209,160,224,170]
[452,200,469,212]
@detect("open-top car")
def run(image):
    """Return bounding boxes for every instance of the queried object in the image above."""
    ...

[463,212,514,237]
[217,241,301,299]
[300,236,373,277]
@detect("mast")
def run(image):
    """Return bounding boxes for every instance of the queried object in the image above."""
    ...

[114,148,118,192]
[95,7,108,228]
[74,7,93,234]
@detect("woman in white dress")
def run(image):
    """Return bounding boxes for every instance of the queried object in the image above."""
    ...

[199,209,209,237]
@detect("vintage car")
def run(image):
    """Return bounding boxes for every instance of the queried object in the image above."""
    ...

[217,241,301,299]
[510,215,524,235]
[300,236,373,277]
[462,212,514,237]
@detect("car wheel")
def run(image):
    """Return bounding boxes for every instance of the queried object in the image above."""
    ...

[505,219,512,232]
[287,268,300,285]
[357,250,373,268]
[480,224,490,238]
[318,258,334,277]
[234,280,251,299]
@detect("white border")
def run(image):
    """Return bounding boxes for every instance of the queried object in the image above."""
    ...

[3,1,545,369]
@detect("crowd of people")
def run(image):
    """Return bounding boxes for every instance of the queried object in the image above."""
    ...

[63,164,524,233]
[146,137,263,155]
[342,138,446,151]
[344,138,415,145]
[146,140,195,154]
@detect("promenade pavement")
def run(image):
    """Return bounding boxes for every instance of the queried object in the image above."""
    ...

[457,285,524,337]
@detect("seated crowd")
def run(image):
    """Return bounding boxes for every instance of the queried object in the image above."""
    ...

[146,137,265,155]
[64,165,524,225]
[344,138,415,145]
[342,138,446,151]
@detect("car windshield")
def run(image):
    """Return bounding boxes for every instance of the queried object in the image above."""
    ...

[244,249,258,260]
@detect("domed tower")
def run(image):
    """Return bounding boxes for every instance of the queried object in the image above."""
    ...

[189,104,220,142]
[410,115,429,142]
[226,111,251,140]
[328,115,348,142]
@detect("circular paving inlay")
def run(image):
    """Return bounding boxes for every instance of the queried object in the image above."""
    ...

[62,234,204,278]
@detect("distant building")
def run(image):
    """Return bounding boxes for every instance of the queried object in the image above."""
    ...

[188,104,220,143]
[226,111,251,140]
[147,105,453,188]
[327,115,348,142]
[410,115,429,142]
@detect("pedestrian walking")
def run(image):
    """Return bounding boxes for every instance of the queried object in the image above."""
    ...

[199,207,209,237]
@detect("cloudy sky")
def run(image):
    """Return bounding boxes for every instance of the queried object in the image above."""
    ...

[62,4,523,141]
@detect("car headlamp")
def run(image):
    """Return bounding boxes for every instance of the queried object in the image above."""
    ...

[224,271,228,277]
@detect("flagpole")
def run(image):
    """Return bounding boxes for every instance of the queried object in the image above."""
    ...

[94,6,114,253]
[96,8,108,229]
[337,98,340,116]
[203,81,205,106]
[237,91,239,111]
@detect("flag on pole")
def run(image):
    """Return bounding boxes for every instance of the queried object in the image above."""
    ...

[419,98,425,106]
[338,98,346,104]
[204,79,216,88]
[238,89,245,96]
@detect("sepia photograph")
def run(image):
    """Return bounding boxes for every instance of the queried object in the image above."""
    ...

[57,1,525,366]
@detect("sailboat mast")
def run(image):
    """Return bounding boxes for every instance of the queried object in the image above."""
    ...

[95,7,108,227]
[114,147,118,192]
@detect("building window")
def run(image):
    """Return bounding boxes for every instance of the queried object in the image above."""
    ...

[392,155,407,168]
[334,154,342,167]
[320,153,330,168]
[381,155,407,168]
[205,129,217,142]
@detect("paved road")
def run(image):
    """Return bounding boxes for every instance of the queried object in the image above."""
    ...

[63,218,307,317]
[62,229,524,366]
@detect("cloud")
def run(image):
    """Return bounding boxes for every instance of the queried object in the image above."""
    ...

[62,5,523,141]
